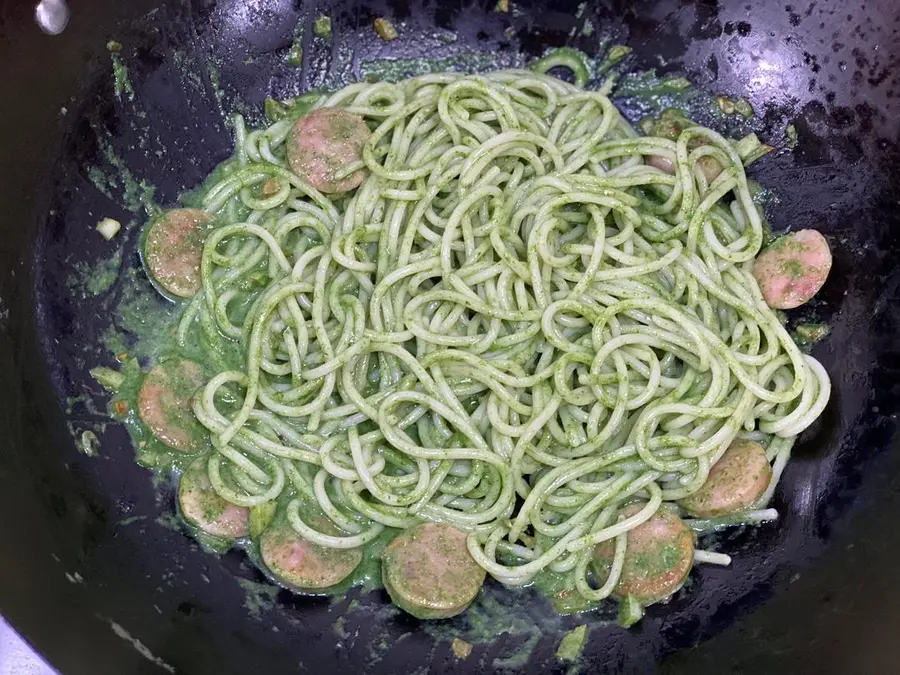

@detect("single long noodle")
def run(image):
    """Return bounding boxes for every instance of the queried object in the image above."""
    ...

[183,70,830,606]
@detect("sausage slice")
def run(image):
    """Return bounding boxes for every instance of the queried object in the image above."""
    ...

[137,359,207,453]
[753,229,832,309]
[144,208,212,298]
[260,519,362,590]
[381,522,485,620]
[679,440,772,517]
[593,503,694,606]
[179,457,250,539]
[286,108,370,194]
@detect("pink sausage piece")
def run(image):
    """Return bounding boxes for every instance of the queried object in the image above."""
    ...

[144,208,211,298]
[260,520,362,590]
[137,359,207,453]
[382,522,485,619]
[753,229,832,310]
[679,440,772,517]
[179,457,250,539]
[593,503,694,606]
[286,108,370,194]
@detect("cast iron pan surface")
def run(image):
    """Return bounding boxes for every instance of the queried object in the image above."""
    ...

[1,0,899,673]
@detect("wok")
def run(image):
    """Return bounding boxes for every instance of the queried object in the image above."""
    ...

[1,0,899,672]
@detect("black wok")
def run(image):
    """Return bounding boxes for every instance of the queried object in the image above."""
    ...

[1,0,899,672]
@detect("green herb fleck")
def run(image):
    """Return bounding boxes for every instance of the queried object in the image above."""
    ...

[717,95,736,115]
[782,260,806,279]
[734,98,754,118]
[785,124,798,149]
[287,42,303,67]
[333,615,348,639]
[556,624,588,662]
[313,15,332,40]
[616,71,692,96]
[91,366,126,391]
[68,246,124,298]
[618,595,644,628]
[794,323,830,347]
[606,45,632,64]
[237,578,280,619]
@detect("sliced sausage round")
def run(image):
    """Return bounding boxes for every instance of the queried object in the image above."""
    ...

[259,519,362,590]
[679,440,772,517]
[286,108,370,194]
[593,503,694,606]
[179,457,250,539]
[753,229,832,309]
[381,522,485,620]
[137,359,208,453]
[144,208,212,298]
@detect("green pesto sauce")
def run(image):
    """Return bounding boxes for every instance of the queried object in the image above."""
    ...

[360,52,527,82]
[200,496,228,525]
[616,70,692,97]
[103,266,177,362]
[237,578,281,619]
[68,249,123,298]
[264,93,321,124]
[249,501,278,538]
[534,567,604,615]
[87,144,156,215]
[767,234,807,253]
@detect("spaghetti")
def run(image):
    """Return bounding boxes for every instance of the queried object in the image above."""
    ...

[147,68,829,612]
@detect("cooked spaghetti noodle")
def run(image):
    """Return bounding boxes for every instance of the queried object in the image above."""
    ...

[134,67,830,615]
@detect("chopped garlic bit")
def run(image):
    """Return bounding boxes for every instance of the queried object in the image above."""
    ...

[96,217,121,240]
[451,637,473,659]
